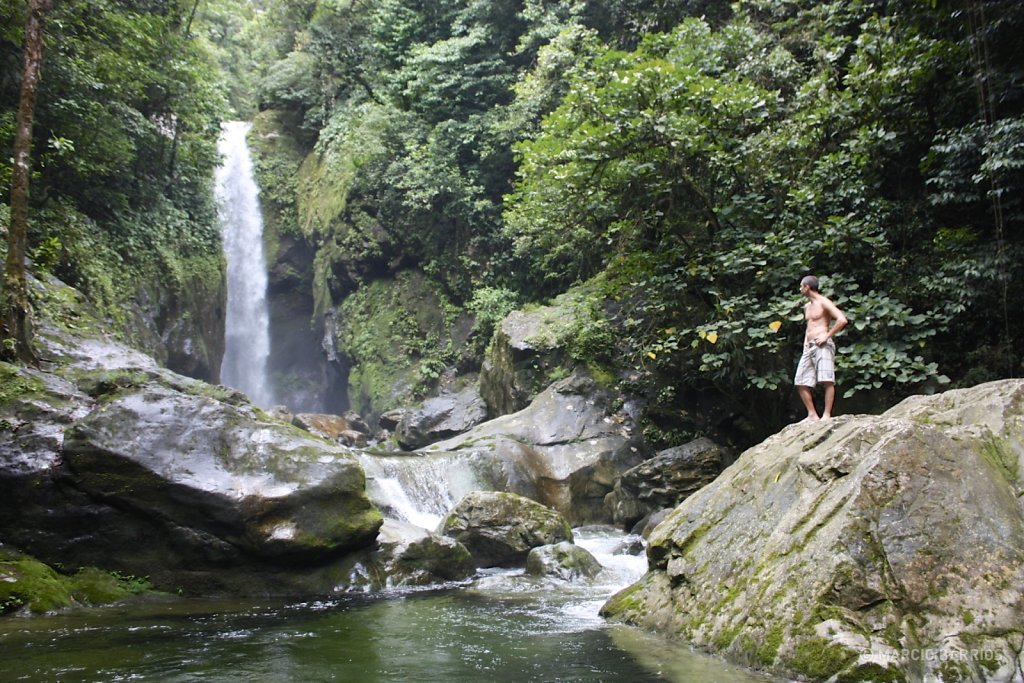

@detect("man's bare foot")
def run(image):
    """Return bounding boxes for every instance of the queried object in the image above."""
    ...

[801,415,820,423]
[821,414,832,420]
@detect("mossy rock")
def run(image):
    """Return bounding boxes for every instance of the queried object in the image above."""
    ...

[0,548,153,615]
[331,271,462,422]
[0,362,45,405]
[601,380,1024,682]
[480,280,616,418]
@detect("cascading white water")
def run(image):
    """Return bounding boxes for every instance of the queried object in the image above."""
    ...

[354,449,649,598]
[215,121,273,408]
[355,452,485,530]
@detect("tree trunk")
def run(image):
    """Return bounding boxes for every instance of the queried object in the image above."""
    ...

[2,0,52,363]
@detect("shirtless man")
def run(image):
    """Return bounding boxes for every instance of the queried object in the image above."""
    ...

[794,275,847,421]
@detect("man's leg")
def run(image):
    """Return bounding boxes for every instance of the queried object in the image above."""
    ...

[798,385,819,421]
[821,382,835,419]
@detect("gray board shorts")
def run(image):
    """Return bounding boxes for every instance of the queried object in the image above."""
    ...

[794,339,836,387]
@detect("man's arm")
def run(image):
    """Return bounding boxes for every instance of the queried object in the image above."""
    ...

[822,298,847,342]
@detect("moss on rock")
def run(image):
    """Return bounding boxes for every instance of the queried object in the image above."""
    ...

[332,271,462,421]
[789,637,858,679]
[600,380,1024,682]
[0,548,154,615]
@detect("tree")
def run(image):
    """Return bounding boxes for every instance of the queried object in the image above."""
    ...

[2,0,52,363]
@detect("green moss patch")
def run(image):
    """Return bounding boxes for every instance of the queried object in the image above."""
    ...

[72,368,155,398]
[0,362,44,404]
[788,636,859,679]
[335,272,459,416]
[0,549,153,615]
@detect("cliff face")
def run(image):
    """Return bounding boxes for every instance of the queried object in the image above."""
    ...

[124,253,226,384]
[602,380,1024,682]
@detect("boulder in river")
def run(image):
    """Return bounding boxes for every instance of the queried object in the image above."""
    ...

[340,519,476,591]
[605,436,732,529]
[438,490,573,567]
[525,541,603,581]
[601,379,1024,682]
[422,370,652,525]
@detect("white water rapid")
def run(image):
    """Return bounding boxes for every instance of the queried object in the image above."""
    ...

[354,449,649,605]
[355,452,485,530]
[215,121,273,408]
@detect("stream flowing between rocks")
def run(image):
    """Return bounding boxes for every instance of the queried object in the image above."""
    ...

[0,527,775,682]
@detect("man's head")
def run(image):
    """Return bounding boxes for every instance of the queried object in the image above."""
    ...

[800,275,819,294]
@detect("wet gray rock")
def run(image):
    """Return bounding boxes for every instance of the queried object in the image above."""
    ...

[606,437,731,529]
[526,541,603,581]
[395,385,488,450]
[341,519,476,591]
[0,306,383,597]
[422,370,651,525]
[63,384,381,563]
[438,491,573,567]
[602,379,1024,682]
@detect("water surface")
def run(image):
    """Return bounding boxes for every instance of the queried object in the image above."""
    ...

[1,531,776,682]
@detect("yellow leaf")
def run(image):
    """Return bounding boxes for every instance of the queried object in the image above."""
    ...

[706,331,719,344]
[647,351,657,360]
[768,320,782,332]
[698,330,707,340]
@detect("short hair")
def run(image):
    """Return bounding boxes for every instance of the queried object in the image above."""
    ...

[801,275,819,291]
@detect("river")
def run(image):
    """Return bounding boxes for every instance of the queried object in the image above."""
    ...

[1,527,776,682]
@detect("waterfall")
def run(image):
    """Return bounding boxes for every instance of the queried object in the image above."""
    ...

[215,121,273,408]
[355,452,489,531]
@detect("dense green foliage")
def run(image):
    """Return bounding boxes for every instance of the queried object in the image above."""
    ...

[4,0,1022,442]
[248,0,1022,441]
[1,0,228,330]
[503,0,1024,434]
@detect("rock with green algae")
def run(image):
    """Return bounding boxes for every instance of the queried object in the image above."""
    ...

[601,379,1024,682]
[326,271,476,426]
[0,547,154,614]
[526,541,603,581]
[439,490,574,567]
[479,286,598,419]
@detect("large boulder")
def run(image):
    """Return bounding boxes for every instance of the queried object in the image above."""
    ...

[394,385,488,450]
[421,370,652,525]
[601,379,1024,682]
[340,519,476,591]
[479,287,594,418]
[0,308,383,597]
[438,491,573,567]
[526,541,603,581]
[606,437,732,529]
